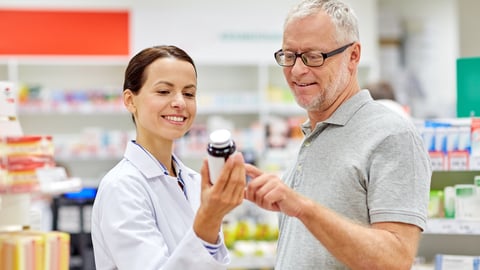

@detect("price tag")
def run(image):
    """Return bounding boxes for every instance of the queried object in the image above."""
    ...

[429,151,445,171]
[469,155,480,170]
[447,151,469,170]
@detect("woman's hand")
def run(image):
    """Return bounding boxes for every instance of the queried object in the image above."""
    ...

[194,152,246,243]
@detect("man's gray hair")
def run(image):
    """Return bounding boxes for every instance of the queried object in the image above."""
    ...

[285,0,359,44]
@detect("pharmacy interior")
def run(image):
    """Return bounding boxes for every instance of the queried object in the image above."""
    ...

[1,0,480,269]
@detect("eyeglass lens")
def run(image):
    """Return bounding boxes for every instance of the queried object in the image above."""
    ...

[274,42,354,67]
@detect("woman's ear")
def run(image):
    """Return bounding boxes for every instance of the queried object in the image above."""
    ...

[123,89,136,113]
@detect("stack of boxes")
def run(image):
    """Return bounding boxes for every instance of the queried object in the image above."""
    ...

[1,81,71,269]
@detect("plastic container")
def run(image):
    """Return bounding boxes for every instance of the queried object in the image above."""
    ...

[475,175,480,193]
[454,184,480,220]
[207,129,236,184]
[443,186,455,218]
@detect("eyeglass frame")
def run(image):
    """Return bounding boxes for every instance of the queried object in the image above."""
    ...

[274,42,355,67]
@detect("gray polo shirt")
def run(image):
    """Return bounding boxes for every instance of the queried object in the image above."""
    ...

[276,90,432,270]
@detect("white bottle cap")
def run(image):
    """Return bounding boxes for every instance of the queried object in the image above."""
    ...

[209,129,232,148]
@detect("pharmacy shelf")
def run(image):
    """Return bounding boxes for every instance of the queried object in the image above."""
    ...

[430,170,480,190]
[17,106,127,115]
[418,234,480,262]
[425,219,480,235]
[418,170,480,263]
[1,57,325,183]
[228,255,275,269]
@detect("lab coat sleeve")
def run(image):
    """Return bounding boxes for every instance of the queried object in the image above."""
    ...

[166,229,230,270]
[92,172,230,270]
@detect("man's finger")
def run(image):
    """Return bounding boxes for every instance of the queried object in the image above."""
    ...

[245,163,262,178]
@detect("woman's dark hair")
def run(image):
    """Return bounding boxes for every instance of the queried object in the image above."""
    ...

[123,45,197,123]
[124,45,196,94]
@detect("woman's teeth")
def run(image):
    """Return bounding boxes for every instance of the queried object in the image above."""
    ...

[164,116,184,122]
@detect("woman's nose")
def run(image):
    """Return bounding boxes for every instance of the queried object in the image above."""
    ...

[171,93,186,109]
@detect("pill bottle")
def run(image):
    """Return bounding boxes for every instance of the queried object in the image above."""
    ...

[207,129,236,184]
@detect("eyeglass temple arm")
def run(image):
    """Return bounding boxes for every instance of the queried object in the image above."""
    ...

[323,42,355,59]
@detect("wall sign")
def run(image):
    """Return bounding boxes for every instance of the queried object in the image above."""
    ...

[0,9,129,55]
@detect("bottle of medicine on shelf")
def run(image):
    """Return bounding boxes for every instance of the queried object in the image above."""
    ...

[207,129,236,184]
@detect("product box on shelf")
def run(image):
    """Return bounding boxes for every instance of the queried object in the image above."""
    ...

[0,135,55,193]
[0,230,70,270]
[428,176,480,221]
[421,118,478,171]
[17,84,124,114]
[470,118,480,170]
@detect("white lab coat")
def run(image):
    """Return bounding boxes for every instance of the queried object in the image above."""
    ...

[91,140,230,270]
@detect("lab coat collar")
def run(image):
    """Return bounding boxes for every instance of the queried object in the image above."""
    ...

[172,153,198,179]
[123,140,198,181]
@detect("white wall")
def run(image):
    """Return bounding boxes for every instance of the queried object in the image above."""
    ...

[131,1,295,64]
[131,0,378,76]
[0,0,379,81]
[378,0,459,118]
[458,0,480,57]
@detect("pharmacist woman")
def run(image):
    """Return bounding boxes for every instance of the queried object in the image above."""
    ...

[91,45,246,270]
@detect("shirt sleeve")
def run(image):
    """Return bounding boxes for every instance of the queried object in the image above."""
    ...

[196,229,230,262]
[200,235,223,255]
[368,128,431,230]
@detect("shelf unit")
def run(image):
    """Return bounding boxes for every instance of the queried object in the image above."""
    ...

[1,81,77,270]
[418,170,480,262]
[1,57,131,184]
[0,57,312,183]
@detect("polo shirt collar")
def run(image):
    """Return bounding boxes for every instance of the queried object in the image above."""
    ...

[301,89,373,134]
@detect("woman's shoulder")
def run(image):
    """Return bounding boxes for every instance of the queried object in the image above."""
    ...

[97,159,146,192]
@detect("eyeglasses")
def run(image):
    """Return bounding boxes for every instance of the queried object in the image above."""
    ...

[274,42,355,67]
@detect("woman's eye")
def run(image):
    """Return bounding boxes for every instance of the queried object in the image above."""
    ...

[184,92,196,98]
[157,90,170,95]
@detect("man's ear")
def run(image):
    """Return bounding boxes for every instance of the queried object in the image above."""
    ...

[123,89,136,113]
[350,42,361,64]
[348,42,361,72]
